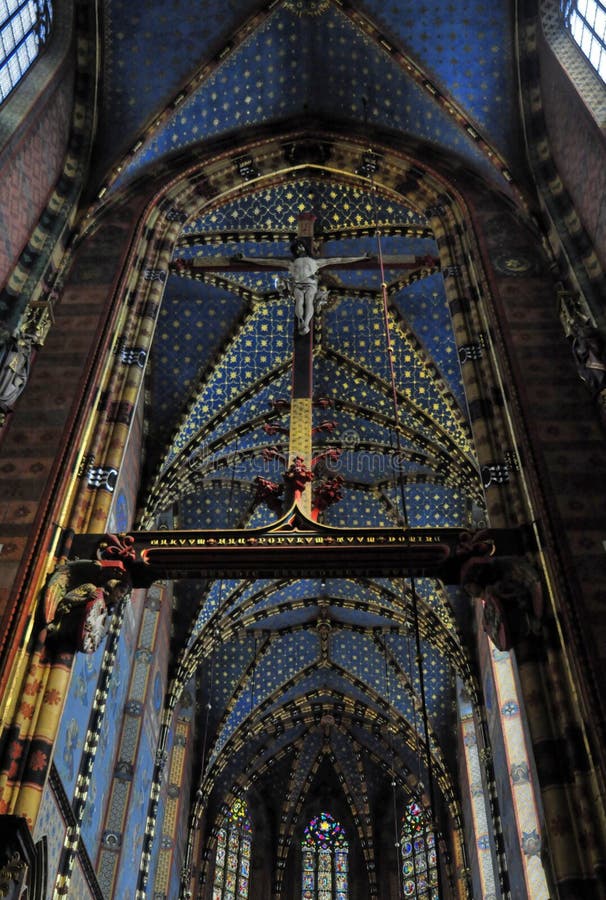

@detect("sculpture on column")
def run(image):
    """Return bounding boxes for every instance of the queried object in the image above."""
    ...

[0,331,35,424]
[43,559,131,654]
[559,289,606,427]
[461,556,544,651]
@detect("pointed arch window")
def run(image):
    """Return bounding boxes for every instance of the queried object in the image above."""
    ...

[400,800,439,899]
[212,798,252,900]
[0,0,52,103]
[301,812,348,900]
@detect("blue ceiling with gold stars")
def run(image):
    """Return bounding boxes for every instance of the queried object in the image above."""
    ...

[96,0,526,199]
[94,0,527,873]
[135,164,485,858]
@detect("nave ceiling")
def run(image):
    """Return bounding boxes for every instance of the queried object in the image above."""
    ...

[82,0,535,888]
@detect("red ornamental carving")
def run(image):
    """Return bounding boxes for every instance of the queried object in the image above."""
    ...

[312,476,345,520]
[312,420,337,435]
[284,457,313,494]
[262,421,288,436]
[99,532,136,563]
[262,446,285,463]
[311,447,341,467]
[255,477,284,515]
[456,530,495,561]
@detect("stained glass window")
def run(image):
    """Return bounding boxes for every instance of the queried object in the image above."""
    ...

[301,812,348,900]
[212,798,252,900]
[400,800,439,899]
[0,0,52,103]
[562,0,606,81]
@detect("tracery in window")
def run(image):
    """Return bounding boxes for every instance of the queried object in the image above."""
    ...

[0,0,52,103]
[301,812,348,900]
[212,798,252,900]
[562,0,606,80]
[400,800,439,899]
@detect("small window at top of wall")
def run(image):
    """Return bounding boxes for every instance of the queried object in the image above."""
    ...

[562,0,606,81]
[541,0,606,126]
[0,0,53,104]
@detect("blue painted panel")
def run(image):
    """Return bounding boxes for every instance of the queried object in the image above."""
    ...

[113,723,155,899]
[54,644,105,800]
[118,7,508,190]
[97,0,263,167]
[358,0,522,164]
[81,603,140,857]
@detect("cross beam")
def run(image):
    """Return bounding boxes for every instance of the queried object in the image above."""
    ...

[172,255,438,274]
[69,517,534,587]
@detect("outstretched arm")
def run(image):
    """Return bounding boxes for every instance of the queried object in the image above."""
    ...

[237,254,291,269]
[316,253,372,269]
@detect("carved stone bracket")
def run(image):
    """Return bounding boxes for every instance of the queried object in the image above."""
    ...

[0,332,36,424]
[461,556,544,651]
[42,558,132,654]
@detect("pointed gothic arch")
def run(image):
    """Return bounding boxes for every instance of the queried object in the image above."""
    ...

[301,812,348,900]
[211,798,253,899]
[400,799,439,899]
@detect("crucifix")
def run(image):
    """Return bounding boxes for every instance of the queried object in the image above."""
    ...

[243,213,368,516]
[63,214,535,650]
[177,214,436,517]
[238,214,369,336]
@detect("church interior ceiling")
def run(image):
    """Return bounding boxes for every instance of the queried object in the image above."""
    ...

[121,165,484,863]
[77,0,534,883]
[95,0,527,199]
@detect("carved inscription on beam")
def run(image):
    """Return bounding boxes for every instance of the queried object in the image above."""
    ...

[69,511,533,585]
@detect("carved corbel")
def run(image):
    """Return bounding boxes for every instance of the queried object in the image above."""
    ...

[461,556,544,651]
[42,559,131,654]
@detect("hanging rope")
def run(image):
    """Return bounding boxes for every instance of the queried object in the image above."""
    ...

[367,157,410,528]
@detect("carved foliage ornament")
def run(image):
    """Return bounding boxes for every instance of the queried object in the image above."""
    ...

[0,851,27,898]
[284,0,330,15]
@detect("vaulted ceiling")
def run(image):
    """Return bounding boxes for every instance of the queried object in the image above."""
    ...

[93,0,530,887]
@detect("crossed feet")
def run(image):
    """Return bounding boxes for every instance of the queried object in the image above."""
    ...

[297,319,311,335]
